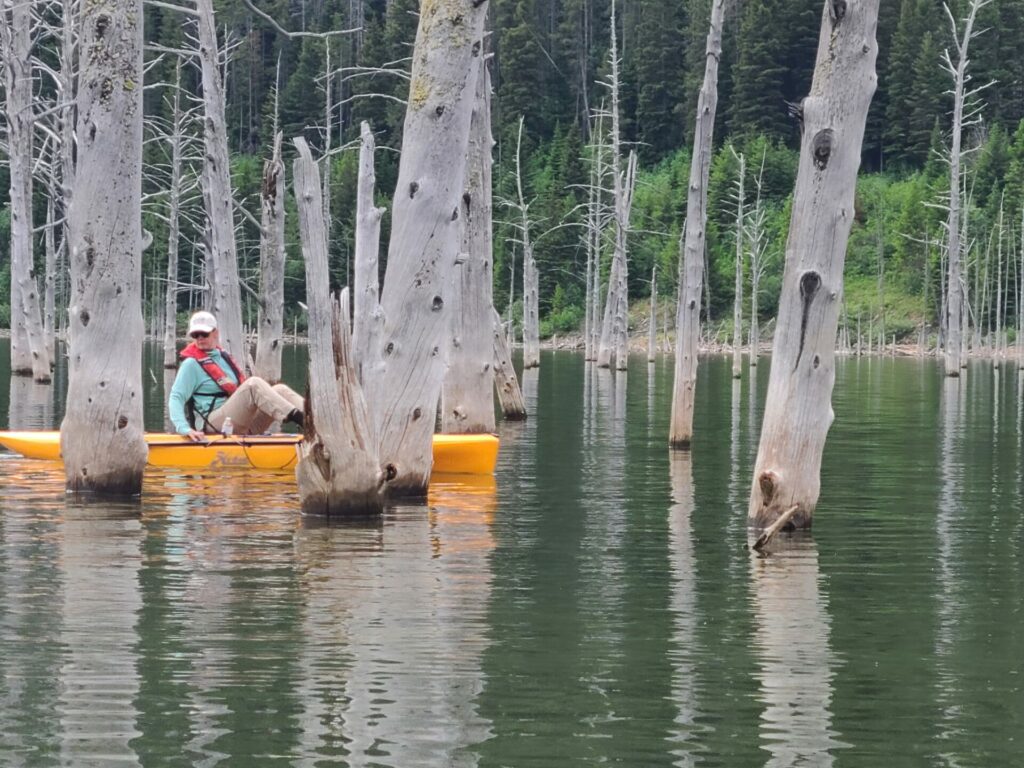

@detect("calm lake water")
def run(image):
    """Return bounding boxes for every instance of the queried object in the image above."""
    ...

[0,340,1021,766]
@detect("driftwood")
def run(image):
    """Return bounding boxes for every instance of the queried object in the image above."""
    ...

[292,139,384,515]
[749,0,879,530]
[61,0,148,494]
[751,504,800,552]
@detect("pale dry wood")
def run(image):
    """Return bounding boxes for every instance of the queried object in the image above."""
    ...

[196,0,245,363]
[361,0,490,496]
[492,307,527,420]
[2,0,52,381]
[293,139,384,515]
[731,149,745,379]
[442,63,497,434]
[749,0,879,530]
[61,0,148,494]
[670,0,726,446]
[648,265,657,363]
[612,151,638,371]
[943,0,991,376]
[596,1,629,370]
[751,504,800,552]
[351,121,386,381]
[162,61,186,369]
[513,117,541,370]
[254,131,287,381]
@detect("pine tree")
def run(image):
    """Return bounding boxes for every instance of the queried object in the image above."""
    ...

[632,0,686,164]
[728,0,789,141]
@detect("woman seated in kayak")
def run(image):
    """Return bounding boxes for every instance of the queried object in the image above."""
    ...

[168,311,305,441]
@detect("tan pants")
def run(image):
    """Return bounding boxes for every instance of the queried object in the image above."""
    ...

[206,378,304,435]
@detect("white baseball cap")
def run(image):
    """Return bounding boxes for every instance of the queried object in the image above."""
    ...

[187,311,218,335]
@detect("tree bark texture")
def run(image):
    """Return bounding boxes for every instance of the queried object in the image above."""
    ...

[361,0,490,496]
[196,0,245,364]
[351,121,386,382]
[2,0,52,381]
[293,139,384,515]
[670,0,726,446]
[748,0,879,530]
[492,307,527,420]
[442,63,497,434]
[255,131,287,381]
[61,0,148,494]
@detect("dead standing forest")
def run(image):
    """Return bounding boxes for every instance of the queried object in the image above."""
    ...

[2,0,1024,343]
[1,0,1024,521]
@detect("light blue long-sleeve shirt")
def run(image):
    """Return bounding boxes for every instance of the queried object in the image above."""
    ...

[168,350,239,434]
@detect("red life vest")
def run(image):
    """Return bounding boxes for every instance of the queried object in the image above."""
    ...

[179,343,246,395]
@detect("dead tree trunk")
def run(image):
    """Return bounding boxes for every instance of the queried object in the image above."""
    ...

[596,4,629,371]
[648,265,657,363]
[669,0,727,447]
[492,307,527,419]
[748,0,879,530]
[442,63,497,434]
[163,61,186,369]
[351,120,386,381]
[514,117,541,369]
[293,139,384,515]
[361,0,490,496]
[731,147,746,379]
[749,151,768,368]
[196,0,245,363]
[61,0,148,494]
[2,0,52,382]
[943,0,989,376]
[612,151,638,371]
[254,131,287,381]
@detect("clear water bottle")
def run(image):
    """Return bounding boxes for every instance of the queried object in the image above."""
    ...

[222,417,233,436]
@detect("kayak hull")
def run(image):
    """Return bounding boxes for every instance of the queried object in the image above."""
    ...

[0,431,499,475]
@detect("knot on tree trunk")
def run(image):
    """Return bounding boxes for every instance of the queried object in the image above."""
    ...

[752,469,813,531]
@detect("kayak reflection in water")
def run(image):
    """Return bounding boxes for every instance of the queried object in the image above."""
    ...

[168,311,306,442]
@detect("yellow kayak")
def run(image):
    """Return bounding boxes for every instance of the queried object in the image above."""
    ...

[0,431,499,475]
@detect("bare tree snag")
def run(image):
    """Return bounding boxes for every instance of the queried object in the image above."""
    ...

[748,0,879,530]
[162,60,186,369]
[293,139,384,515]
[443,63,497,434]
[361,0,490,496]
[61,0,148,494]
[2,0,52,382]
[942,0,990,376]
[612,151,638,371]
[669,0,726,446]
[196,0,245,363]
[351,121,386,381]
[492,308,527,420]
[255,131,287,381]
[512,117,541,370]
[648,265,657,363]
[731,148,745,379]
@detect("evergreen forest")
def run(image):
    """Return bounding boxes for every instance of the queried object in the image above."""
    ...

[4,0,1024,346]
